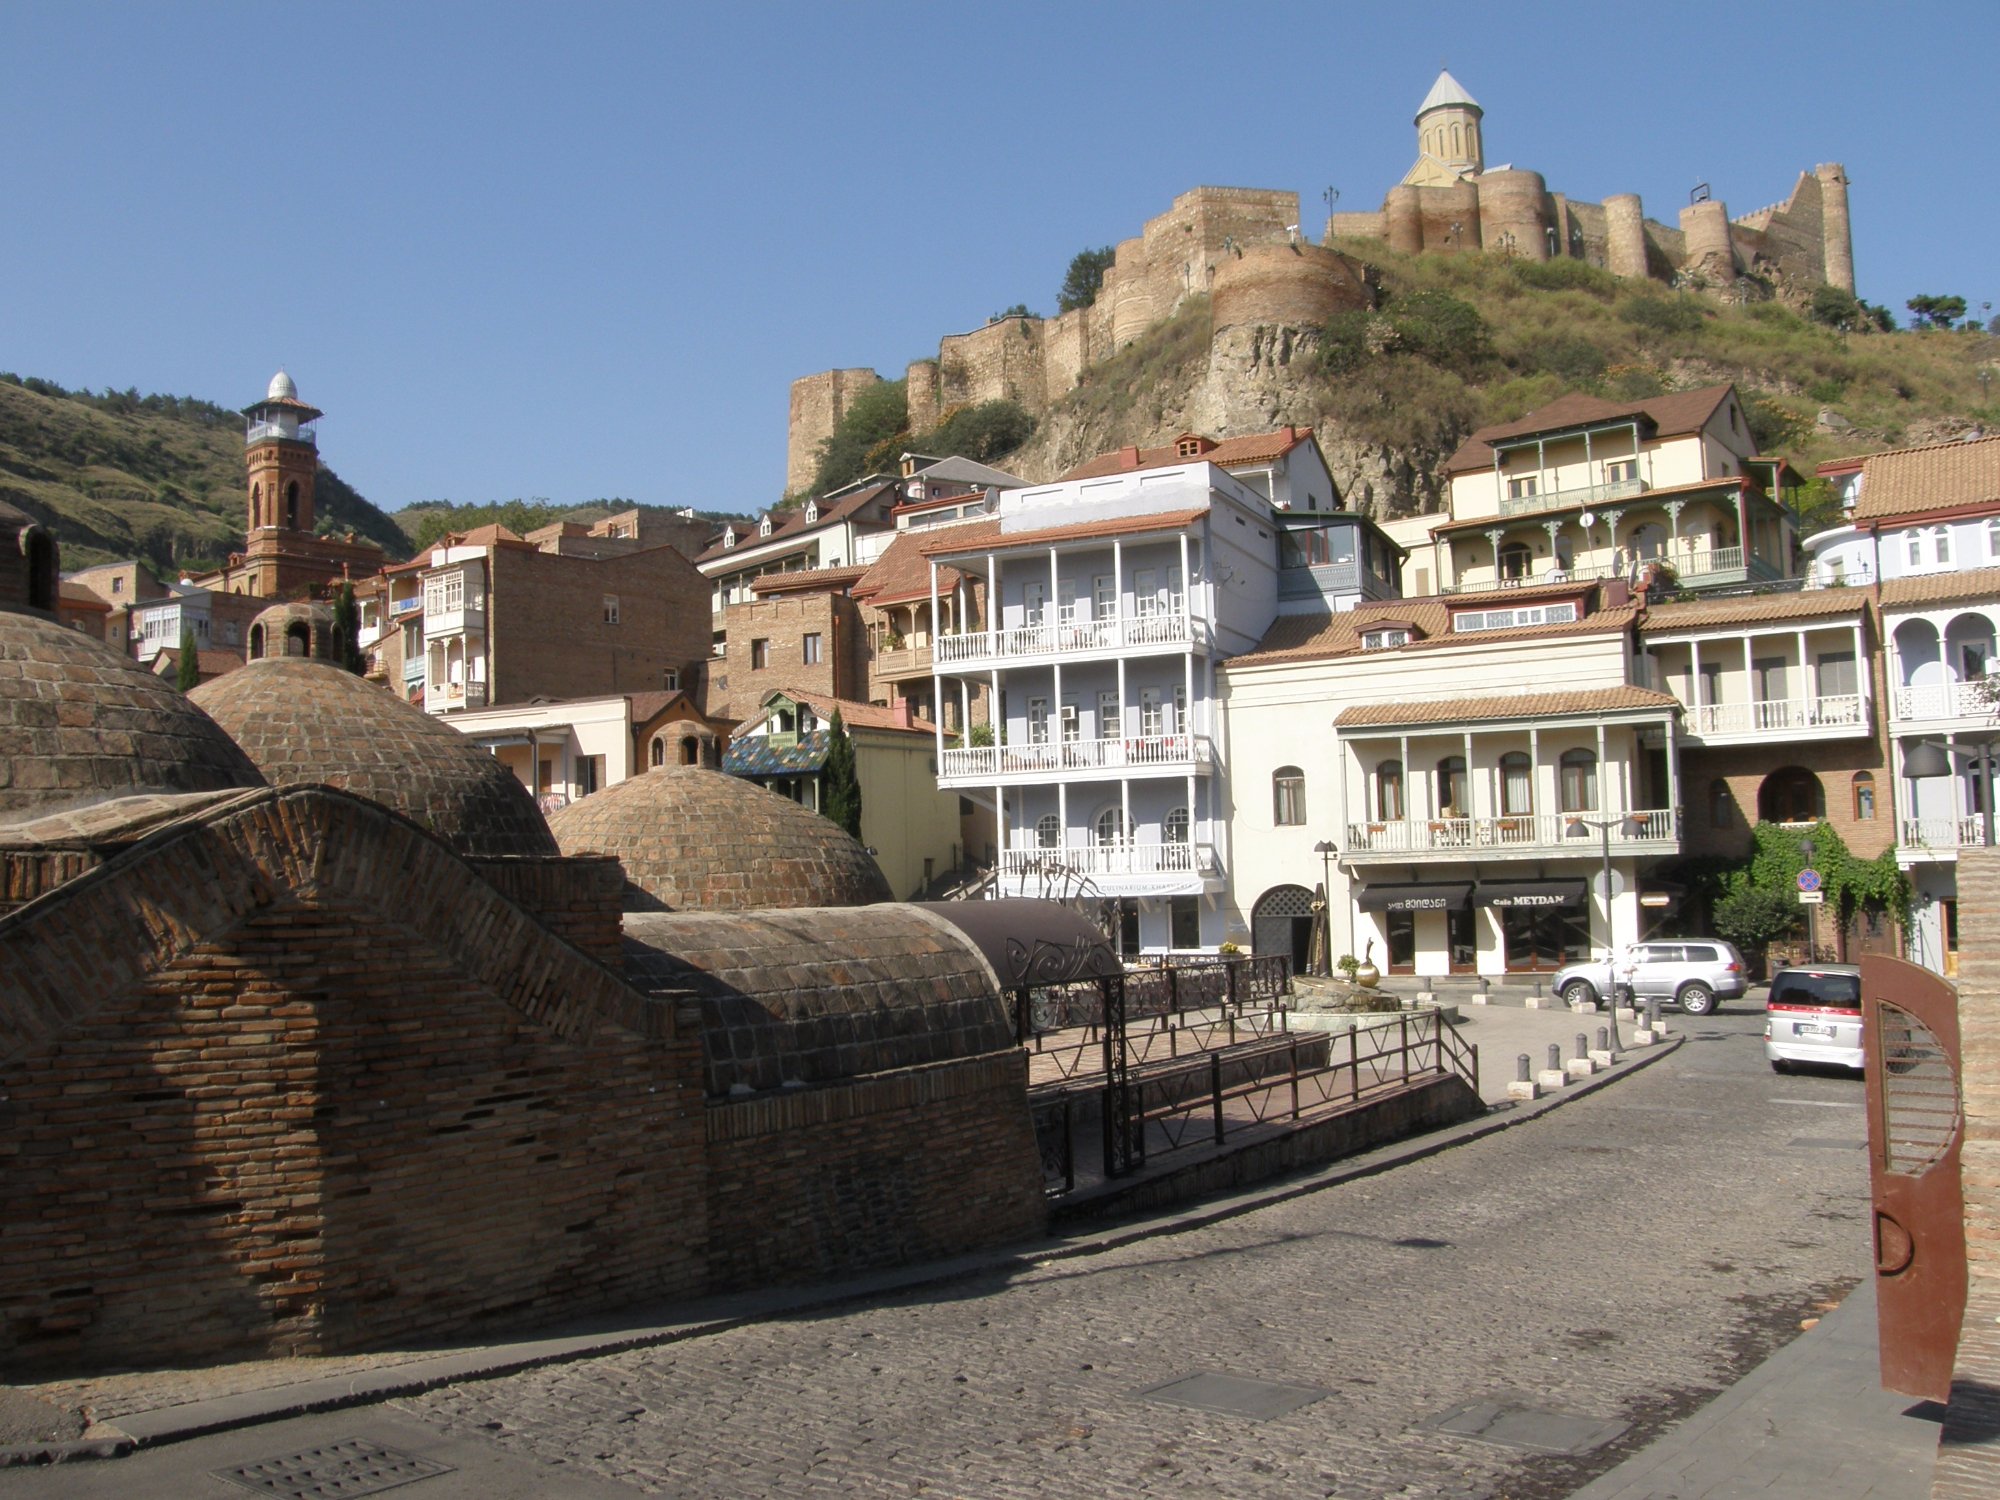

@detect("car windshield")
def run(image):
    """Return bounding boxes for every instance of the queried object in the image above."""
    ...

[1769,971,1861,1010]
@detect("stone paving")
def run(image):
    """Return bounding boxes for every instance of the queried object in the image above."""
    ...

[378,1010,1871,1498]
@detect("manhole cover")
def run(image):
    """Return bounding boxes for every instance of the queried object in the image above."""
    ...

[1137,1372,1330,1421]
[1789,1137,1868,1150]
[212,1438,454,1498]
[1420,1399,1627,1455]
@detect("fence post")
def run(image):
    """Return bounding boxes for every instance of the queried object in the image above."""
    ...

[1016,984,1030,1047]
[1211,1051,1225,1145]
[1349,1026,1361,1102]
[1290,1034,1300,1120]
[1400,1013,1410,1084]
[1227,959,1240,1012]
[1167,964,1180,1022]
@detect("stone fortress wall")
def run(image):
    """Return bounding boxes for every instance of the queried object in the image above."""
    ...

[784,79,1854,495]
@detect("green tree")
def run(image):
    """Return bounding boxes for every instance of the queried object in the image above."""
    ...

[175,624,199,691]
[1057,246,1116,313]
[821,707,863,840]
[329,581,366,674]
[1805,284,1880,334]
[811,379,909,497]
[1906,294,1967,330]
[989,303,1035,323]
[917,400,1037,464]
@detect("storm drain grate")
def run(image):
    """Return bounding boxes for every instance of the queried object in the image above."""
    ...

[1136,1371,1330,1421]
[1419,1399,1627,1455]
[211,1437,454,1498]
[1789,1136,1868,1150]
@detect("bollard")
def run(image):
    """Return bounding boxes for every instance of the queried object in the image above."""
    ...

[1597,1027,1609,1051]
[1509,1050,1540,1100]
[1647,998,1662,1030]
[1516,1053,1531,1083]
[1547,1044,1562,1072]
[1568,1031,1597,1080]
[1533,979,1543,999]
[1574,1033,1587,1060]
[1538,1042,1568,1090]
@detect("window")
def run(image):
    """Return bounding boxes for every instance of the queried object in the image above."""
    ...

[1027,695,1050,744]
[1436,756,1467,818]
[1164,806,1190,844]
[651,736,665,768]
[1022,580,1045,626]
[1092,574,1115,621]
[1498,543,1532,581]
[1095,807,1134,846]
[1133,568,1157,616]
[1500,752,1533,816]
[1273,766,1306,825]
[1170,895,1201,949]
[577,756,603,797]
[602,594,620,625]
[1374,760,1404,821]
[1604,459,1638,485]
[1908,531,1924,567]
[1140,687,1164,736]
[1172,685,1187,736]
[751,638,770,670]
[1098,689,1120,738]
[1853,771,1876,821]
[663,667,679,692]
[1752,656,1788,702]
[1362,628,1411,650]
[802,632,822,665]
[111,575,124,595]
[1060,701,1080,742]
[1036,814,1061,848]
[1935,526,1952,566]
[1988,517,2000,560]
[1560,749,1599,813]
[1507,475,1539,500]
[1451,602,1579,632]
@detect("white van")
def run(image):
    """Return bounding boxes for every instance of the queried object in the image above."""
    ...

[1764,964,1864,1074]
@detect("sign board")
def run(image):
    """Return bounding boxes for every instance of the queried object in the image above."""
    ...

[1639,893,1672,908]
[1798,868,1823,893]
[1798,890,1825,906]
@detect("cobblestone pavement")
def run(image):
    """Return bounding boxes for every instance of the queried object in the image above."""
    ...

[389,1011,1872,1498]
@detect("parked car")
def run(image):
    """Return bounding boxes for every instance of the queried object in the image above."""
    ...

[1764,963,1864,1074]
[1551,939,1748,1015]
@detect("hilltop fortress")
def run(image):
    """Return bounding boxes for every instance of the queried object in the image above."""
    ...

[786,71,1854,494]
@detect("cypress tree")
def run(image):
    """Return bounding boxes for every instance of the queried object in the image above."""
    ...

[175,625,199,691]
[822,707,863,840]
[330,581,365,674]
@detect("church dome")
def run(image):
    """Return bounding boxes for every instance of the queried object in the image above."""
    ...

[191,660,557,859]
[267,369,298,402]
[547,766,892,910]
[0,611,265,824]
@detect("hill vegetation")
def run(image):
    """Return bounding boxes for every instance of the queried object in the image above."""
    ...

[0,373,408,576]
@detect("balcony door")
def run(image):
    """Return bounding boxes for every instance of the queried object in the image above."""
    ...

[1022,580,1046,627]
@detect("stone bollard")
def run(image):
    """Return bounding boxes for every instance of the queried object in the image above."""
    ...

[1537,1042,1569,1091]
[1590,1024,1617,1068]
[1633,997,1662,1045]
[1476,976,1492,1006]
[1566,1031,1597,1080]
[1507,1050,1540,1101]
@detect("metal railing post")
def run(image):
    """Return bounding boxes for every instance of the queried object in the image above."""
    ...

[1349,1027,1361,1102]
[1400,1013,1410,1084]
[1290,1035,1300,1120]
[1211,1052,1225,1145]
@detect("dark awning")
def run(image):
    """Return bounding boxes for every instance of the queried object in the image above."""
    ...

[1355,882,1472,912]
[906,900,1120,987]
[1475,879,1589,909]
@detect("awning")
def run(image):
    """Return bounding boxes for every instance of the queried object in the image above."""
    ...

[1475,879,1589,909]
[1355,882,1472,912]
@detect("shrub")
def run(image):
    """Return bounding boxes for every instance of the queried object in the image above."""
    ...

[919,400,1037,464]
[1511,258,1620,297]
[1058,247,1115,313]
[1620,295,1704,335]
[811,379,909,496]
[1528,333,1607,385]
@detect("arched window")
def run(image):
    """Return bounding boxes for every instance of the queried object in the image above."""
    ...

[248,623,265,659]
[251,483,262,528]
[1710,778,1734,828]
[1934,526,1952,566]
[1436,756,1467,818]
[1164,806,1190,844]
[285,621,311,657]
[1499,752,1533,816]
[1853,771,1876,821]
[1758,767,1825,823]
[23,528,57,611]
[679,736,699,766]
[1498,542,1532,582]
[1036,814,1061,848]
[1908,531,1924,567]
[1095,807,1134,846]
[650,736,665,768]
[285,480,300,529]
[1272,766,1306,825]
[1374,760,1404,821]
[1560,749,1598,813]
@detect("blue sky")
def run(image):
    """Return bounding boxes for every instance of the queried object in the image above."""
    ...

[3,1,1994,518]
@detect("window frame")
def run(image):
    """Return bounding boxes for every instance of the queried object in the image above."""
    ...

[1273,766,1306,826]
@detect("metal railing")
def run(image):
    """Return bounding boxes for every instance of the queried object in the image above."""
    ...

[1496,476,1645,517]
[389,595,423,616]
[244,420,316,447]
[941,733,1212,780]
[997,842,1218,879]
[934,611,1206,666]
[1689,694,1866,737]
[1343,808,1676,855]
[1679,545,1744,577]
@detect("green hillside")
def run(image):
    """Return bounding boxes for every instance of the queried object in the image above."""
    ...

[0,374,408,575]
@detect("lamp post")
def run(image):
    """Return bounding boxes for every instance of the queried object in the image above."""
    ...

[1566,813,1643,1046]
[1313,838,1339,976]
[1904,737,1999,849]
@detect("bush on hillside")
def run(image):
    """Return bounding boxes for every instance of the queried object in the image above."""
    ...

[811,379,910,497]
[1619,294,1705,335]
[920,400,1036,466]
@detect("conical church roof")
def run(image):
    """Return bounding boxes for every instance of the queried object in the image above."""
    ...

[1416,69,1480,120]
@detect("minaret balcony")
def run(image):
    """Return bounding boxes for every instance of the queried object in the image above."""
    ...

[245,420,317,448]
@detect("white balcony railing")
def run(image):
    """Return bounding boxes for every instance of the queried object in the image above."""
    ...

[1678,545,1743,577]
[245,420,316,448]
[1687,694,1866,737]
[1900,816,1987,852]
[1893,681,1995,721]
[1496,476,1645,517]
[1343,808,1677,858]
[934,611,1204,667]
[998,842,1218,880]
[940,733,1212,781]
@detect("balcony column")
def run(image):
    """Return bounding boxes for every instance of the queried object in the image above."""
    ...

[1854,622,1868,714]
[1116,656,1128,744]
[928,559,941,651]
[1796,629,1810,717]
[1183,652,1196,742]
[1403,733,1418,819]
[1052,658,1064,762]
[1112,540,1124,641]
[959,678,970,746]
[1058,781,1068,853]
[987,552,999,639]
[1595,722,1609,815]
[1178,532,1192,632]
[1688,638,1704,723]
[1120,777,1132,874]
[1528,726,1541,819]
[1185,771,1197,862]
[1462,730,1476,819]
[1663,714,1679,824]
[1743,635,1754,707]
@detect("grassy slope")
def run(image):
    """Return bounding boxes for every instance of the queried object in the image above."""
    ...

[0,379,408,574]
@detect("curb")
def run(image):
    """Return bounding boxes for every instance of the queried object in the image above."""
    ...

[2,1032,1682,1462]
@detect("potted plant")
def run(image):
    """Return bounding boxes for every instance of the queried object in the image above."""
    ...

[1336,953,1360,982]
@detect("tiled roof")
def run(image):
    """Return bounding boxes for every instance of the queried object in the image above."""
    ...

[918,509,1209,559]
[1878,565,2000,610]
[439,523,534,551]
[1851,434,2000,521]
[852,531,970,605]
[723,729,830,776]
[750,564,870,596]
[775,687,937,735]
[1227,591,1636,667]
[1443,385,1735,475]
[1643,587,1871,630]
[695,482,896,565]
[1334,686,1680,729]
[1061,427,1316,482]
[57,581,110,610]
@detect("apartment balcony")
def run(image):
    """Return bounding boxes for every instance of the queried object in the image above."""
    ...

[389,595,424,617]
[401,655,426,685]
[1893,681,1995,724]
[424,602,485,639]
[997,841,1220,897]
[1680,693,1869,745]
[934,611,1207,671]
[1898,816,1990,864]
[872,642,934,683]
[939,732,1214,787]
[1342,809,1679,864]
[424,680,488,713]
[1497,476,1646,518]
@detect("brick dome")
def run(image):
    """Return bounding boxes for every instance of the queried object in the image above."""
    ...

[0,610,265,824]
[191,660,557,859]
[547,766,892,910]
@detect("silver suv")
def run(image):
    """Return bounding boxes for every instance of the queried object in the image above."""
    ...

[1551,939,1748,1016]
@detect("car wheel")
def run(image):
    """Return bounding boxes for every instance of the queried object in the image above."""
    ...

[1678,983,1715,1016]
[1560,979,1598,1008]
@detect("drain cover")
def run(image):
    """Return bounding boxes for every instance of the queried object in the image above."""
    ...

[1420,1399,1627,1455]
[212,1438,454,1497]
[1137,1372,1330,1421]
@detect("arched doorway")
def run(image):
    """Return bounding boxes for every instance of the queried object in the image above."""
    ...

[1251,884,1316,975]
[1758,766,1825,824]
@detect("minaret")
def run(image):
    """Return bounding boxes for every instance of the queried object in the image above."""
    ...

[1402,69,1484,188]
[242,370,323,537]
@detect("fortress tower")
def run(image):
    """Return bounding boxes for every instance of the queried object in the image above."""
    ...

[1403,70,1484,188]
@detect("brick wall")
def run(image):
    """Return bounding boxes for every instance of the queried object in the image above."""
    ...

[1679,738,1893,863]
[719,593,864,718]
[465,853,627,969]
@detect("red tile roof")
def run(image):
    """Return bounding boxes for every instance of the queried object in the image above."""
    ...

[1227,590,1636,668]
[695,482,897,565]
[1334,686,1680,729]
[852,531,971,605]
[918,509,1209,559]
[1643,588,1871,630]
[1061,427,1317,482]
[1443,385,1737,475]
[765,687,937,736]
[1878,564,2000,610]
[749,564,871,596]
[1850,434,2000,522]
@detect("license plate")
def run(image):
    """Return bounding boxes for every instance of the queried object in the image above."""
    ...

[1796,1023,1832,1038]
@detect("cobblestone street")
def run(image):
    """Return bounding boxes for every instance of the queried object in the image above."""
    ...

[384,1012,1870,1498]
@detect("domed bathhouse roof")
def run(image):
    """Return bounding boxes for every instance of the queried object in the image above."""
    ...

[248,601,338,662]
[190,660,558,859]
[0,610,265,825]
[547,765,892,911]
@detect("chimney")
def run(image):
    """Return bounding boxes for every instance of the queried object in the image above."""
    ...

[1281,425,1297,443]
[1120,445,1141,467]
[892,699,912,729]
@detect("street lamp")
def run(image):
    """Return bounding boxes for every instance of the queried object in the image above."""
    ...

[1566,813,1644,1046]
[1904,737,2000,849]
[1313,838,1339,976]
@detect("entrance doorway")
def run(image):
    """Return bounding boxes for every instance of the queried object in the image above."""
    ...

[1447,908,1477,973]
[1499,905,1590,971]
[1385,911,1417,973]
[1251,885,1316,973]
